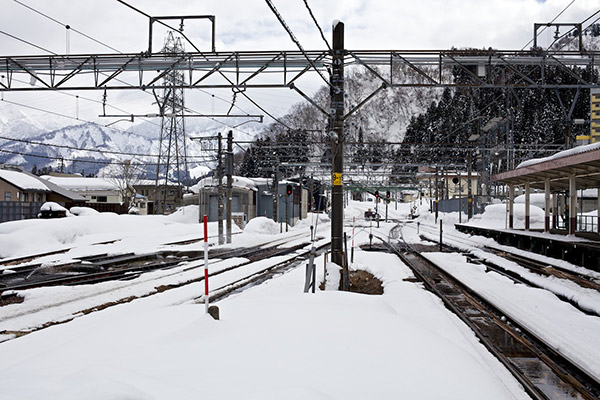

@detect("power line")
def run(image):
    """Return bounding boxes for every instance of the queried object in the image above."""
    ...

[264,0,333,89]
[0,29,262,135]
[302,0,332,52]
[3,4,260,131]
[521,0,577,50]
[553,10,600,50]
[0,30,57,55]
[0,148,215,166]
[12,0,122,53]
[0,134,203,159]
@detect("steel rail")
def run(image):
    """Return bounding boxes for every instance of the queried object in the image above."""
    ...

[387,224,599,399]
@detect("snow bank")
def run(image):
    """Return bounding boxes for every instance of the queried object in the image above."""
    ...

[467,203,545,229]
[244,216,280,235]
[0,209,210,260]
[69,207,100,216]
[0,243,530,400]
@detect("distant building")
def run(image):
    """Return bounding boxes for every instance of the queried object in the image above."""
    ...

[190,176,308,227]
[134,180,181,215]
[41,175,128,214]
[189,176,257,227]
[416,166,479,200]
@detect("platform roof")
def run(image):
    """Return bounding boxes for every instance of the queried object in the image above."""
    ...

[491,144,600,191]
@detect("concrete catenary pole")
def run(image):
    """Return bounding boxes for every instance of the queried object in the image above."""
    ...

[226,130,233,244]
[217,132,224,245]
[330,20,345,266]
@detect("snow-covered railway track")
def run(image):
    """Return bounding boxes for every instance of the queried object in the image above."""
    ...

[0,233,323,342]
[0,230,316,294]
[386,230,599,400]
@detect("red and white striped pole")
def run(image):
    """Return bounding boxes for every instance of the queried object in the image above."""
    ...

[351,216,355,264]
[203,215,209,314]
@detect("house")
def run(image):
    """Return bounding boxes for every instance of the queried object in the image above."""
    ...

[134,179,181,215]
[190,176,309,227]
[0,168,51,222]
[41,175,128,214]
[0,167,85,222]
[251,178,307,225]
[415,166,479,200]
[189,176,257,227]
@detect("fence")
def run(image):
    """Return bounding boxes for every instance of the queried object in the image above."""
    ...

[435,195,492,216]
[577,215,598,233]
[0,202,44,223]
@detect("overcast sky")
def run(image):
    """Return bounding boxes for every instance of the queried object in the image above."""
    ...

[1,0,599,126]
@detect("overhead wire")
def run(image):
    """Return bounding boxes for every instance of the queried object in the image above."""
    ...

[552,10,600,50]
[0,30,57,55]
[264,0,333,90]
[521,0,577,50]
[0,24,260,136]
[116,0,294,129]
[11,0,122,53]
[0,148,215,166]
[302,0,332,52]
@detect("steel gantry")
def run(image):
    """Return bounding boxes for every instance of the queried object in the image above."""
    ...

[2,26,600,266]
[1,49,600,93]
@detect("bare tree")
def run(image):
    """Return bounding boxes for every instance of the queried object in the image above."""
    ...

[106,160,144,212]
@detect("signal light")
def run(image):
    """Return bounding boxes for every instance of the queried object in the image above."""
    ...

[286,184,293,195]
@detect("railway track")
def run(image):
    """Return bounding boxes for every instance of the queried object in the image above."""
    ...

[387,223,600,400]
[0,230,321,293]
[0,231,329,341]
[414,222,600,317]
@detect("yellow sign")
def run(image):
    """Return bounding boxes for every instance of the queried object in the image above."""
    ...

[332,173,342,186]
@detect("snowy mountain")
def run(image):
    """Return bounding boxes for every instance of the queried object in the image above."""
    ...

[0,101,264,178]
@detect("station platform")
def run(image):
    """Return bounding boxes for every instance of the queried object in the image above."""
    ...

[455,224,600,271]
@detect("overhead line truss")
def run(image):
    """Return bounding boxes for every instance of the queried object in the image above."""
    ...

[1,49,599,93]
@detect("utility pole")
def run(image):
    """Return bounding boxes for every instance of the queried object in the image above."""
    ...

[331,21,345,267]
[272,157,279,223]
[435,167,439,223]
[226,130,233,244]
[468,151,473,220]
[217,132,224,245]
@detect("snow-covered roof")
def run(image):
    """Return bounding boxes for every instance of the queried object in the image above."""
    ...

[517,142,600,169]
[41,176,119,192]
[0,169,50,191]
[191,176,258,193]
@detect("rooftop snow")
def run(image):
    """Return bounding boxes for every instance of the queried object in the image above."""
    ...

[517,142,600,169]
[0,170,50,191]
[41,176,119,192]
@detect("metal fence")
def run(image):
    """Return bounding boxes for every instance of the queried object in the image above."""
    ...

[577,215,599,233]
[0,202,44,223]
[435,195,491,216]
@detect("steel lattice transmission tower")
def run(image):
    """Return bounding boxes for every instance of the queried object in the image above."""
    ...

[154,31,189,214]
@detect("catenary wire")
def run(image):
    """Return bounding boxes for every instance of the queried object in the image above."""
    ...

[302,0,332,52]
[0,30,58,55]
[521,0,577,50]
[0,29,261,136]
[11,0,122,53]
[0,148,215,166]
[264,0,333,90]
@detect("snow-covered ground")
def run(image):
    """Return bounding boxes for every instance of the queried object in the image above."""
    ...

[0,200,598,399]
